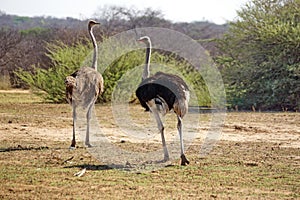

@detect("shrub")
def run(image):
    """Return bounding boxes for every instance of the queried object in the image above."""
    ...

[15,39,210,106]
[216,0,300,111]
[15,40,91,102]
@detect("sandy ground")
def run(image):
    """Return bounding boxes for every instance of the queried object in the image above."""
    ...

[1,103,299,150]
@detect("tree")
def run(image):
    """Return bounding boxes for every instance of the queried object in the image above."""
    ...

[0,28,22,74]
[93,6,171,35]
[217,0,300,111]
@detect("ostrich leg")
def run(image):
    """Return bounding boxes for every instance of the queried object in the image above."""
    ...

[177,116,189,165]
[70,104,77,149]
[147,101,169,162]
[85,103,94,147]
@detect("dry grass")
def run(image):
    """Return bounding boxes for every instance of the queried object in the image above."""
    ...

[0,90,299,199]
[0,75,11,90]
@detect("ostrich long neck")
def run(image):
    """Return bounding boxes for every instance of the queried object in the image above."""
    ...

[89,27,98,70]
[142,42,151,81]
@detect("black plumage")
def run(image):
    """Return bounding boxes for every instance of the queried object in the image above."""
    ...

[136,71,189,117]
[135,36,190,165]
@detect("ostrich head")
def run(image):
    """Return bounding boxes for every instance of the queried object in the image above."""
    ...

[88,20,100,30]
[87,20,100,70]
[137,36,151,46]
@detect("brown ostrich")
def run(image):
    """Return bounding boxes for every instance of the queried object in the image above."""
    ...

[65,20,104,148]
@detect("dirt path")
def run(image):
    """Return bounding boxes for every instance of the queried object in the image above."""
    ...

[0,89,30,93]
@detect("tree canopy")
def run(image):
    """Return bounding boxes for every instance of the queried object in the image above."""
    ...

[217,0,300,111]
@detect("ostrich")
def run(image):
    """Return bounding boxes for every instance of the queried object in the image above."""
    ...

[65,20,104,148]
[135,36,190,165]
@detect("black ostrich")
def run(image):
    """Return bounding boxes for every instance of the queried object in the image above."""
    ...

[135,36,190,165]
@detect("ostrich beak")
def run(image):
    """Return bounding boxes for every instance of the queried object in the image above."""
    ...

[137,36,150,43]
[89,20,100,26]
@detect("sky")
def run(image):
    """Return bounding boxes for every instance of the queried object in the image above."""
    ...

[1,0,249,24]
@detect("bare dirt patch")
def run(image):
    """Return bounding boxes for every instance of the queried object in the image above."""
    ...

[221,112,300,148]
[0,89,31,93]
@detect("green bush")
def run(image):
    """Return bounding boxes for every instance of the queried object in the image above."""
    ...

[15,39,210,106]
[15,40,91,102]
[20,27,49,37]
[216,0,300,111]
[106,51,211,106]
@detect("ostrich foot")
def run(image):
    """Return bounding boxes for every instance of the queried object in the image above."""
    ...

[69,140,76,150]
[163,149,170,161]
[162,152,170,162]
[155,158,170,164]
[85,142,93,148]
[180,154,190,166]
[152,155,170,164]
[163,154,170,162]
[69,146,76,150]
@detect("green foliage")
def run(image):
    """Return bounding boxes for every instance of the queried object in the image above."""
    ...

[217,0,300,110]
[20,27,49,37]
[13,16,30,25]
[15,38,210,105]
[100,50,143,103]
[15,41,91,102]
[106,51,210,106]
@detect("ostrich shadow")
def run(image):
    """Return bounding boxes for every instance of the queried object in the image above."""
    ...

[0,145,49,152]
[63,164,113,171]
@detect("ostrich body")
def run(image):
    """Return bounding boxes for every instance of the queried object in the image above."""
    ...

[65,20,104,148]
[135,36,190,165]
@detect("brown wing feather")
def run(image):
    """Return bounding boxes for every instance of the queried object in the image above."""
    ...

[65,75,76,104]
[65,67,104,108]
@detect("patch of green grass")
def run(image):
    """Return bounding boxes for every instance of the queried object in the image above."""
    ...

[0,90,43,103]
